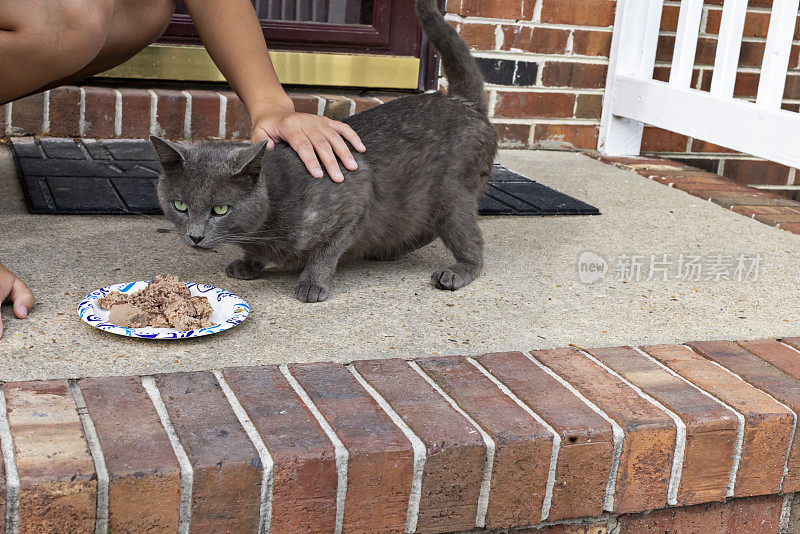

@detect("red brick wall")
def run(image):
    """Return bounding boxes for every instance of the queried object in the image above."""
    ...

[446,0,800,194]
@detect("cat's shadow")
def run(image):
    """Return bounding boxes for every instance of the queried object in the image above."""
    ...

[243,242,443,281]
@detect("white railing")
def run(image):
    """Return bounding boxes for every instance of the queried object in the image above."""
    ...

[599,0,800,169]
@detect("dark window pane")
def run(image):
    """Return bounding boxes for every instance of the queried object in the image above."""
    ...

[175,0,373,25]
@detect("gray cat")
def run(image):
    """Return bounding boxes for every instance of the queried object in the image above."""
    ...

[152,0,498,303]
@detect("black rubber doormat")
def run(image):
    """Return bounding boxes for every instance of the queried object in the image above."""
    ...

[10,138,600,216]
[10,137,162,215]
[485,163,599,216]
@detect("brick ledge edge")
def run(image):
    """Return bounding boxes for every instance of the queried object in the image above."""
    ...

[0,85,402,141]
[3,337,800,532]
[587,150,800,235]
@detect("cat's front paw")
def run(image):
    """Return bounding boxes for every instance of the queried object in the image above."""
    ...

[225,259,264,280]
[295,282,329,303]
[431,267,475,291]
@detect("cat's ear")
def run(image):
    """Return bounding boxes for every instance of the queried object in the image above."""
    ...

[150,136,186,169]
[231,140,269,180]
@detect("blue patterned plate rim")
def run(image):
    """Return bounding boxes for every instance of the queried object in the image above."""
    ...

[77,281,250,340]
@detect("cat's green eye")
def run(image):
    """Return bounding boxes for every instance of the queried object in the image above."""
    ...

[212,205,229,216]
[173,201,188,212]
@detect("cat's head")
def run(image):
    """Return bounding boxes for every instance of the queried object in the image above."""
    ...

[151,136,269,249]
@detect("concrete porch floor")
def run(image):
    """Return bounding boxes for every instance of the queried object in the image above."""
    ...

[1,147,799,381]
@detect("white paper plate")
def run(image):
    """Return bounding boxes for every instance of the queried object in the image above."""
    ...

[78,281,249,339]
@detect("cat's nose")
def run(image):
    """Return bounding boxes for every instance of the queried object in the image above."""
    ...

[189,235,204,245]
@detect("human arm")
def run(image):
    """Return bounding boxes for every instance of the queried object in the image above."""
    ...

[182,0,366,182]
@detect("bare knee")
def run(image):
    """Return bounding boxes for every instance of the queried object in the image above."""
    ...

[11,0,113,79]
[145,0,178,42]
[116,0,176,46]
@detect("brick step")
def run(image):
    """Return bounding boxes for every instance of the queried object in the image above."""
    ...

[1,85,400,141]
[2,339,800,532]
[588,152,800,237]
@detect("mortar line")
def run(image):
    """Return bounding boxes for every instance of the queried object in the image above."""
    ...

[406,360,494,529]
[216,92,227,138]
[778,340,800,357]
[779,493,793,534]
[142,377,193,534]
[466,357,560,522]
[69,380,109,534]
[213,371,274,534]
[471,50,608,64]
[752,184,800,190]
[523,353,623,512]
[494,24,504,50]
[532,0,543,22]
[4,102,11,136]
[687,348,798,493]
[113,90,122,138]
[42,90,50,134]
[483,84,605,95]
[181,90,193,141]
[0,386,19,534]
[490,117,602,125]
[699,7,709,38]
[348,365,425,534]
[577,350,686,507]
[530,513,617,530]
[147,89,159,137]
[79,87,87,138]
[632,347,744,498]
[443,13,613,32]
[279,365,347,534]
[341,96,356,117]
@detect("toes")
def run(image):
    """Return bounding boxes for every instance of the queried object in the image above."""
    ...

[295,283,309,301]
[226,267,241,279]
[295,283,329,303]
[308,285,320,302]
[226,261,244,279]
[432,269,455,290]
[226,260,263,280]
[432,268,472,291]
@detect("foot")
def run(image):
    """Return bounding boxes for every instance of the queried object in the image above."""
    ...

[225,258,265,280]
[431,265,478,291]
[294,282,329,303]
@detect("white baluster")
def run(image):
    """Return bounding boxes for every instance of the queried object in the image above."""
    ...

[756,0,800,108]
[710,0,749,98]
[670,0,705,88]
[598,0,664,155]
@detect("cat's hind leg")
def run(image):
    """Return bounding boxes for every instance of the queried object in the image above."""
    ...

[432,203,484,291]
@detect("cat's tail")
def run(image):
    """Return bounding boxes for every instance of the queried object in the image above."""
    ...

[416,0,487,115]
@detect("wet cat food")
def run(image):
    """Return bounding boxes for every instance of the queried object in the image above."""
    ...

[99,274,214,330]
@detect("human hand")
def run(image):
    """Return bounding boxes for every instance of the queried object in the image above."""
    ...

[0,263,35,339]
[251,111,366,183]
